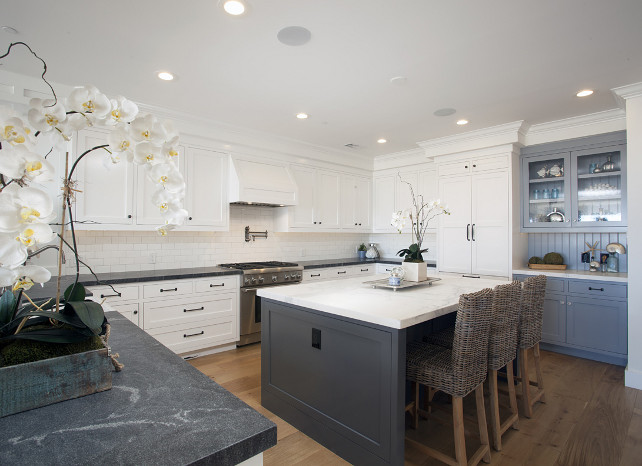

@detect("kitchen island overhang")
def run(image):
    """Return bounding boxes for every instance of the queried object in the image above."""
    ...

[257,274,509,466]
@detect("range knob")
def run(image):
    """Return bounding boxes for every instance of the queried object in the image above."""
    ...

[258,277,264,284]
[244,277,251,285]
[295,273,302,279]
[251,277,257,285]
[272,275,278,282]
[284,274,290,280]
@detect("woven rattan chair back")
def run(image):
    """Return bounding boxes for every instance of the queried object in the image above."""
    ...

[517,275,547,349]
[488,281,522,371]
[450,288,494,395]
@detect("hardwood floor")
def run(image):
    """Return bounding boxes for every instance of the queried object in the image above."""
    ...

[190,345,642,466]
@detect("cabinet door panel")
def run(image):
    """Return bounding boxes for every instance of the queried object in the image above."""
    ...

[354,176,372,229]
[340,175,357,229]
[438,176,471,273]
[136,146,184,225]
[566,296,627,354]
[290,166,316,227]
[542,293,566,344]
[185,148,228,227]
[373,175,396,231]
[471,171,509,276]
[74,129,135,225]
[316,170,341,228]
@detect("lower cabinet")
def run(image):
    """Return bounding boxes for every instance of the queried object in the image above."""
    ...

[514,274,627,366]
[88,275,240,356]
[302,264,376,282]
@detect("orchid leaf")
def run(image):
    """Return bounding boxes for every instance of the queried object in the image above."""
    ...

[16,297,56,316]
[63,283,86,302]
[6,327,91,344]
[0,291,16,326]
[64,300,105,335]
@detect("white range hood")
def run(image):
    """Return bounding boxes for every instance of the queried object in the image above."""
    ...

[228,157,298,206]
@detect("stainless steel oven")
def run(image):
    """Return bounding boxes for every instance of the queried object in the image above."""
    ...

[218,262,303,346]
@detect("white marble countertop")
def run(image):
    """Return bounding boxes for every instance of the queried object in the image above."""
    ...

[512,268,628,283]
[256,273,509,329]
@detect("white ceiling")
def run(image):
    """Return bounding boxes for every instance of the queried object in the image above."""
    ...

[1,0,641,158]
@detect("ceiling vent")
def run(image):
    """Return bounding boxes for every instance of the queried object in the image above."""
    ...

[344,143,359,149]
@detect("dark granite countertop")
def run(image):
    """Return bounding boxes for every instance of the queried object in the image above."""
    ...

[0,311,276,465]
[298,257,437,269]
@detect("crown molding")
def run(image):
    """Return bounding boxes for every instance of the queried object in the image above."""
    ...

[612,82,642,108]
[416,121,527,158]
[524,108,625,147]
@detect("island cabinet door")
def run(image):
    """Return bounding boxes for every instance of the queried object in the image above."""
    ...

[262,300,401,465]
[566,296,627,355]
[542,293,567,344]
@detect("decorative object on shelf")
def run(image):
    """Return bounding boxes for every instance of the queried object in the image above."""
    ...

[581,241,602,272]
[0,42,186,414]
[536,166,547,178]
[533,189,540,199]
[365,243,380,259]
[388,266,405,286]
[546,207,565,222]
[551,188,559,199]
[363,276,440,291]
[357,243,367,260]
[391,174,450,282]
[589,162,597,174]
[605,242,626,273]
[602,156,616,172]
[527,252,567,270]
[549,164,562,177]
[589,260,600,272]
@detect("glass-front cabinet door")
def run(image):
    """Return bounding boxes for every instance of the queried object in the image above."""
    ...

[571,144,627,228]
[522,153,571,229]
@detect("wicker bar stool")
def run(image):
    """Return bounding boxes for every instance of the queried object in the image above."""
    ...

[486,281,522,451]
[517,274,548,418]
[406,288,494,466]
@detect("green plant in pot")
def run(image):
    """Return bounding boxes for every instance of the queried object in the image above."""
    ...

[0,42,187,373]
[357,243,367,259]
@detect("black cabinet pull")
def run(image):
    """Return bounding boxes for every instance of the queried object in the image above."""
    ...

[337,271,347,274]
[471,224,476,241]
[466,224,471,241]
[361,268,368,272]
[100,292,122,298]
[184,306,205,312]
[311,273,321,277]
[160,288,178,292]
[210,283,225,287]
[184,331,204,338]
[588,287,605,292]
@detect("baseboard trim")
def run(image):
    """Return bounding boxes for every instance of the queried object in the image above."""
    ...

[625,367,642,389]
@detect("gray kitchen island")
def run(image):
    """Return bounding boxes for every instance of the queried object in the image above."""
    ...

[0,311,276,465]
[257,273,508,466]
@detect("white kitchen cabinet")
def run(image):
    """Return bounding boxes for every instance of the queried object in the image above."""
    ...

[340,174,371,231]
[183,147,229,229]
[275,165,341,231]
[302,264,376,282]
[74,128,135,225]
[437,157,509,277]
[372,174,396,232]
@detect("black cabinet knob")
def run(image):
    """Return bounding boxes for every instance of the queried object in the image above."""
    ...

[127,214,132,218]
[188,216,193,220]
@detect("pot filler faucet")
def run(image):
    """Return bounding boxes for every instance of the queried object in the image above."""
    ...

[245,226,268,242]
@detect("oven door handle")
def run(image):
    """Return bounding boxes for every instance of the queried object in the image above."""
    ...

[242,288,260,293]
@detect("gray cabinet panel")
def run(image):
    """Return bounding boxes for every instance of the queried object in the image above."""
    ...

[567,280,627,299]
[566,296,627,354]
[546,277,566,293]
[542,293,566,344]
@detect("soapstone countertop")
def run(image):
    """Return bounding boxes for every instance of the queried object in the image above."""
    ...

[512,267,628,283]
[0,311,276,466]
[298,257,436,269]
[257,273,508,329]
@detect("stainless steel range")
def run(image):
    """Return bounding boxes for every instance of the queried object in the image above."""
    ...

[218,261,303,346]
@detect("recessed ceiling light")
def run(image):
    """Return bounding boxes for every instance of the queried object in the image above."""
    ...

[296,113,308,119]
[223,0,246,15]
[576,89,594,97]
[390,76,407,86]
[1,26,18,34]
[434,108,456,117]
[377,138,387,144]
[277,26,312,46]
[456,119,469,125]
[157,71,174,81]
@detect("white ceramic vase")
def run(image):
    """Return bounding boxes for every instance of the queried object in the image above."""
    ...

[402,261,427,282]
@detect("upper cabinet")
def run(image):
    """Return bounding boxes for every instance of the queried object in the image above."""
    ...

[73,128,229,231]
[520,131,627,232]
[340,174,371,231]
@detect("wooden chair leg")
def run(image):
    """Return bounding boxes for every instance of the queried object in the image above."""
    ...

[533,343,546,403]
[475,384,492,463]
[506,362,519,430]
[488,369,501,451]
[452,396,467,466]
[413,381,419,429]
[520,347,533,418]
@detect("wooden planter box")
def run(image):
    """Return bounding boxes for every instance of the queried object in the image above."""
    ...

[528,264,567,270]
[0,345,112,418]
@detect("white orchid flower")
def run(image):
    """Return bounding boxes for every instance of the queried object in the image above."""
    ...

[0,234,28,268]
[133,141,163,166]
[0,266,18,287]
[16,223,55,249]
[151,189,183,216]
[0,109,33,147]
[0,185,55,233]
[0,145,55,182]
[148,163,185,193]
[161,136,180,164]
[130,114,162,143]
[66,85,111,120]
[104,96,138,126]
[57,112,91,140]
[27,98,67,133]
[159,119,179,142]
[155,223,178,237]
[10,264,52,291]
[108,127,135,163]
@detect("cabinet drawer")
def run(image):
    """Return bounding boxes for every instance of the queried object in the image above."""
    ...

[143,294,236,330]
[568,281,627,299]
[471,155,508,173]
[546,278,566,293]
[89,284,139,303]
[351,265,375,275]
[148,320,236,354]
[143,280,193,299]
[376,264,396,274]
[110,302,140,326]
[303,269,330,281]
[329,267,352,278]
[193,276,238,293]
